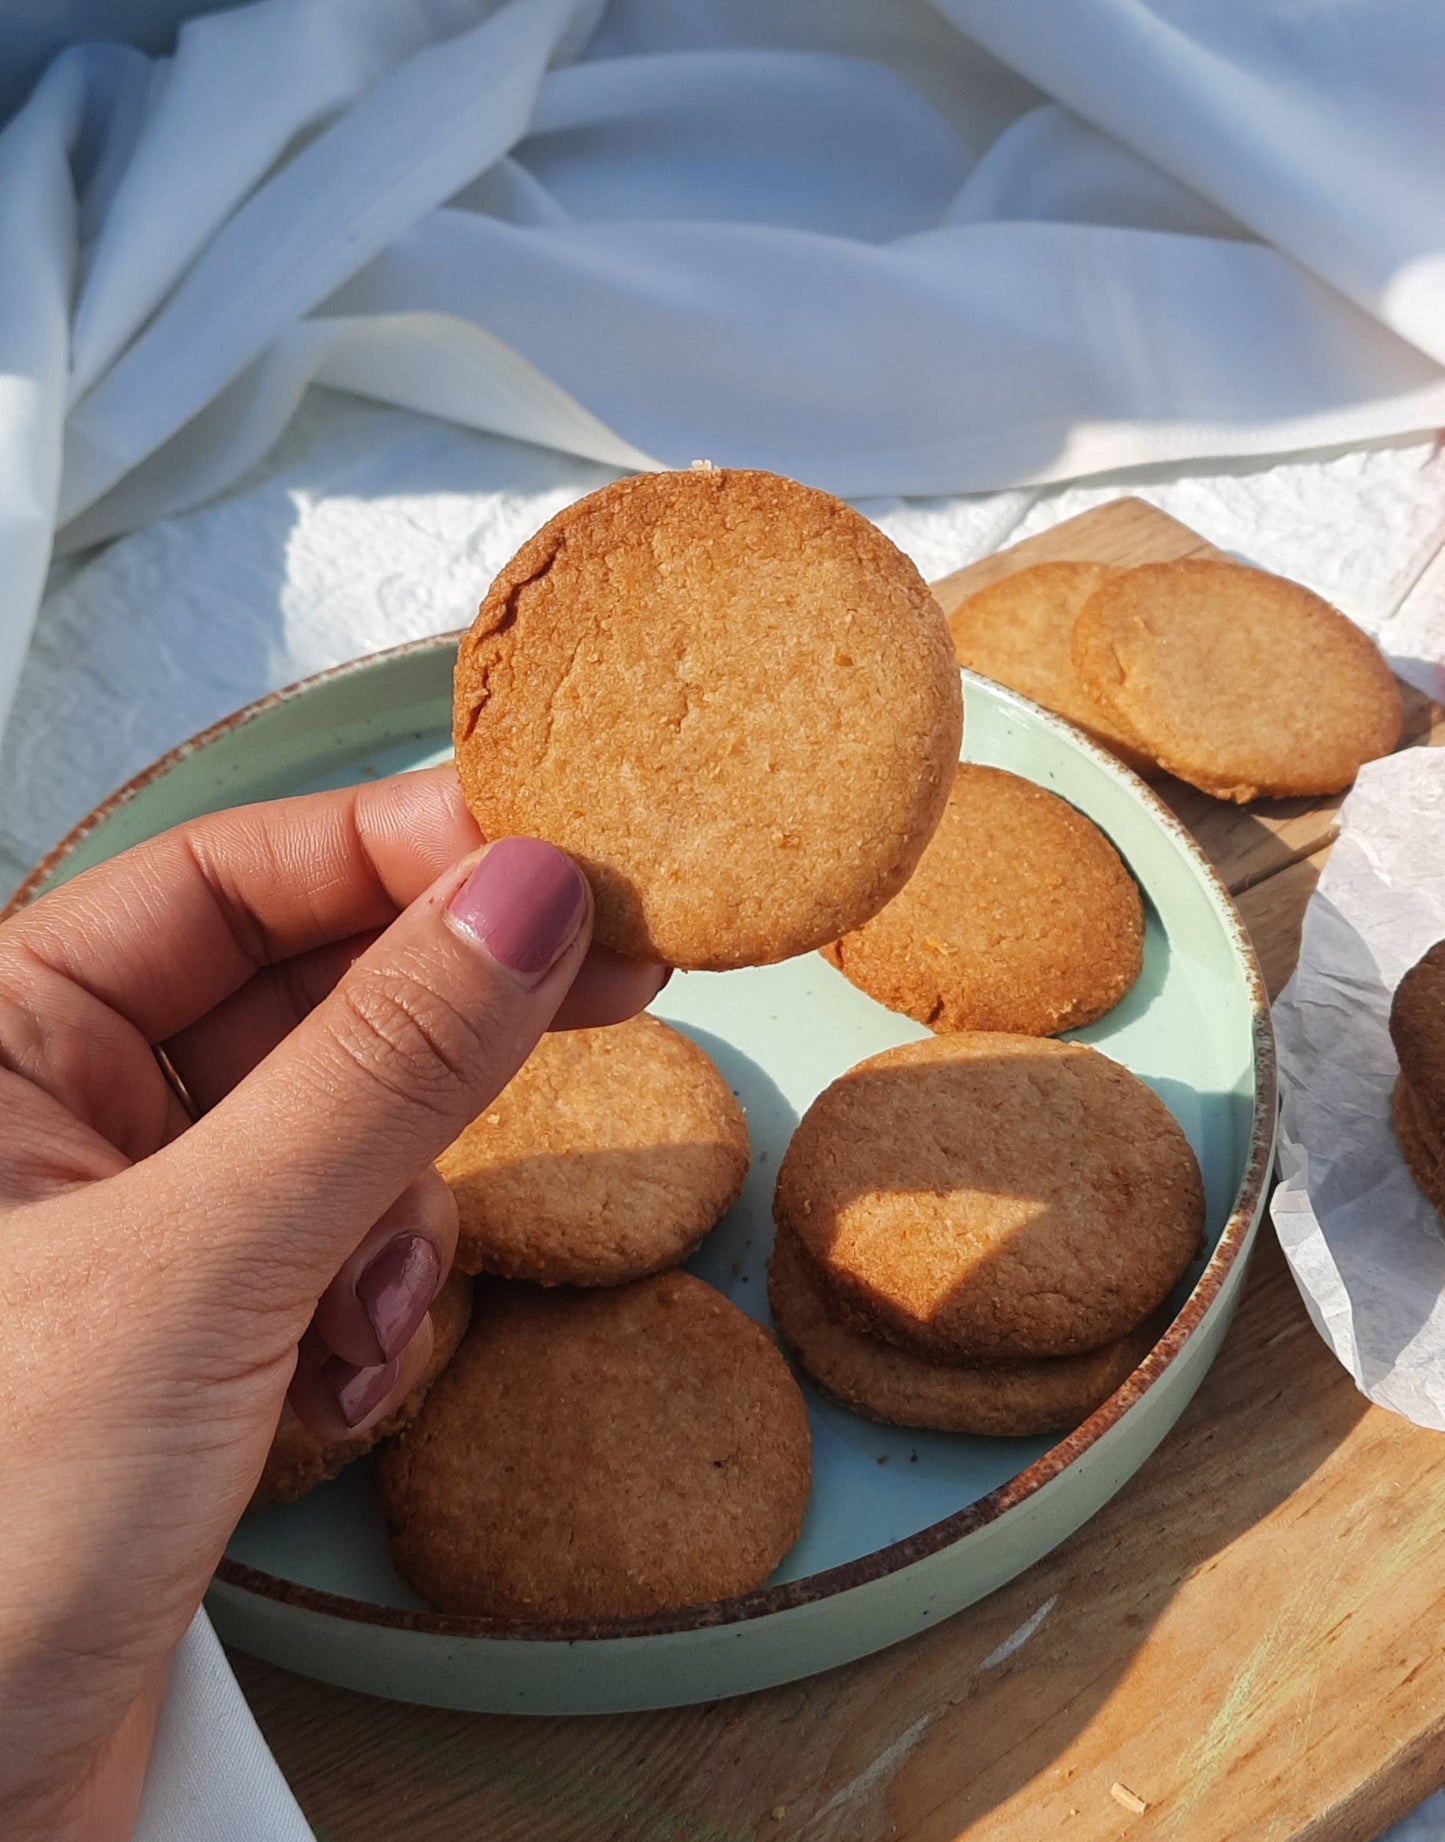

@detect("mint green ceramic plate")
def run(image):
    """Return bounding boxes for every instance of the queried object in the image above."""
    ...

[16,638,1276,1714]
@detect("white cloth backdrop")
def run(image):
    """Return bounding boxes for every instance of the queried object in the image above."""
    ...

[4,0,1445,744]
[3,1,1445,1836]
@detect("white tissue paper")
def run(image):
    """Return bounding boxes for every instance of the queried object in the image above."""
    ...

[1272,746,1445,1429]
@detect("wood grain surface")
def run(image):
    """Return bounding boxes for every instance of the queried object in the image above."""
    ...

[232,499,1445,1842]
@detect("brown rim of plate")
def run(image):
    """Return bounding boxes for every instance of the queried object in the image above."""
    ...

[7,635,1277,1644]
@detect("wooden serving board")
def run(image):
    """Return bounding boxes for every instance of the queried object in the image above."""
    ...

[232,499,1445,1842]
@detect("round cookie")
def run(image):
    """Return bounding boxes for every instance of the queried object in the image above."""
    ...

[1071,560,1401,802]
[379,1273,812,1621]
[453,468,963,969]
[1390,939,1445,1147]
[821,762,1143,1036]
[250,1269,473,1511]
[1392,1077,1445,1216]
[438,1014,749,1286]
[947,561,1155,773]
[774,1033,1204,1363]
[768,1227,1160,1437]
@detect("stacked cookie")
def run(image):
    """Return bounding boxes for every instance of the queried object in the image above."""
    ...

[950,559,1401,802]
[1391,941,1445,1218]
[768,1035,1203,1436]
[256,1013,815,1621]
[252,1015,754,1513]
[253,1012,813,1627]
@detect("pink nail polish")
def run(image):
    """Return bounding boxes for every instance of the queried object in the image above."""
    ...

[446,837,588,988]
[323,1354,401,1430]
[356,1234,441,1363]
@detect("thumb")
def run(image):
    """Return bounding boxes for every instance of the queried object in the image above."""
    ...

[161,836,592,1293]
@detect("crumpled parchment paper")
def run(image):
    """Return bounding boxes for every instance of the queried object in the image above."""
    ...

[1271,745,1445,1427]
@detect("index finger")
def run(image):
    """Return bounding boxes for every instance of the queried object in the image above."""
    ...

[2,766,481,1044]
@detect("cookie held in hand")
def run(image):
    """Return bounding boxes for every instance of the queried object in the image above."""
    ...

[453,468,962,969]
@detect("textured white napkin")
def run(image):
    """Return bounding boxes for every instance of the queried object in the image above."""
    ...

[6,396,1443,903]
[133,1614,311,1842]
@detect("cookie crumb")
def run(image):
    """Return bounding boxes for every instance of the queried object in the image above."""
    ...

[1110,1782,1148,1815]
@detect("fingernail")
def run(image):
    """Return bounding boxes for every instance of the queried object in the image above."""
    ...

[323,1353,401,1430]
[446,838,589,987]
[356,1233,441,1363]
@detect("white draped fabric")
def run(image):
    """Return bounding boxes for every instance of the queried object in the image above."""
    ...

[3,0,1444,740]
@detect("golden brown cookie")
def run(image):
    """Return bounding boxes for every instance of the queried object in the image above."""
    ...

[438,1015,749,1286]
[821,763,1143,1035]
[774,1033,1204,1363]
[379,1273,811,1620]
[453,468,962,969]
[1071,560,1402,802]
[947,562,1155,773]
[1390,939,1445,1149]
[768,1227,1160,1436]
[250,1269,473,1511]
[1392,1077,1445,1216]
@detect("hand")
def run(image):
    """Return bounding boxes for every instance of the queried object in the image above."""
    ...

[0,766,665,1841]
